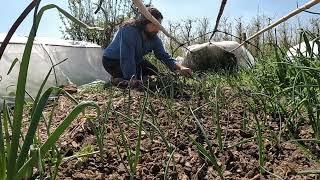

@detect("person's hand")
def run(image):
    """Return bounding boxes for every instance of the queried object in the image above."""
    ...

[176,64,192,77]
[128,79,142,88]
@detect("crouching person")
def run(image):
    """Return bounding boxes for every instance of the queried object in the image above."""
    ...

[102,6,192,87]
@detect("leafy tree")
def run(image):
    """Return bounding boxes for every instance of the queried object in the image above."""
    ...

[60,0,133,47]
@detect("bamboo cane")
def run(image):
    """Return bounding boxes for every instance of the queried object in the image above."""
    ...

[231,0,320,52]
[132,0,182,45]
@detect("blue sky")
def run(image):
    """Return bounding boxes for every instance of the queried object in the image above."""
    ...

[1,0,319,38]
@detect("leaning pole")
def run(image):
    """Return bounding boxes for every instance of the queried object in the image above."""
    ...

[231,0,320,52]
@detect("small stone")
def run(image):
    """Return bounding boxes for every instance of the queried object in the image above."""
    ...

[61,141,67,146]
[180,157,186,164]
[185,162,192,168]
[224,171,232,176]
[71,141,79,148]
[72,172,86,179]
[118,163,126,173]
[180,174,189,180]
[151,164,161,175]
[217,161,222,166]
[174,153,183,162]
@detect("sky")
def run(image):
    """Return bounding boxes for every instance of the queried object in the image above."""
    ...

[0,0,319,38]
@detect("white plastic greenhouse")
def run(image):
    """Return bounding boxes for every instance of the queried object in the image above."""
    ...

[0,33,110,108]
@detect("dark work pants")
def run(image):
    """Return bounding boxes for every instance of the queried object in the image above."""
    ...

[102,56,159,79]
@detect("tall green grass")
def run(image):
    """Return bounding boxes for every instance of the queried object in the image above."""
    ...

[0,1,103,179]
[2,1,319,179]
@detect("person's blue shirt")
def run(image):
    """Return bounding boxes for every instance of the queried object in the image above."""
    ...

[103,25,177,79]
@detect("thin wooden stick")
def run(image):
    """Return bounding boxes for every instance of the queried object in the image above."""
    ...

[209,0,228,41]
[132,0,182,45]
[231,0,320,52]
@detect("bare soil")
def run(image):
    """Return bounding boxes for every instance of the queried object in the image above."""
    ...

[28,83,320,180]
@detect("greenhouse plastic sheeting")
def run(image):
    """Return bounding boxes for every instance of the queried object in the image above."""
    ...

[180,41,255,70]
[0,33,110,109]
[286,40,319,59]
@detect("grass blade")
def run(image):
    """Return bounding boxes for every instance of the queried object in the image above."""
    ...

[298,169,320,175]
[143,120,172,152]
[116,113,133,176]
[190,108,213,149]
[16,101,100,179]
[7,17,38,180]
[302,31,312,57]
[187,133,224,180]
[188,108,224,179]
[30,58,68,117]
[7,0,42,176]
[0,1,37,60]
[133,92,149,172]
[3,102,11,153]
[7,3,105,177]
[41,102,100,154]
[0,103,6,179]
[17,87,62,170]
[214,86,223,150]
[164,148,176,180]
[6,58,19,75]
